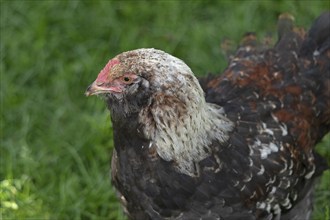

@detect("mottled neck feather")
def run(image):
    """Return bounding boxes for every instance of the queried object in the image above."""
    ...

[139,91,234,176]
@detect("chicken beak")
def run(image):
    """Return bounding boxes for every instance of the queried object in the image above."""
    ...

[85,81,123,96]
[85,81,109,96]
[85,81,98,96]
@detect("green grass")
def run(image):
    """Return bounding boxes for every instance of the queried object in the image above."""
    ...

[1,1,329,219]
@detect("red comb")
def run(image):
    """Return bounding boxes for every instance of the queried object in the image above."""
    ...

[96,58,120,82]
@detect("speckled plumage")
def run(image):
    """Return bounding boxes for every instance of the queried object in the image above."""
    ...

[86,12,330,220]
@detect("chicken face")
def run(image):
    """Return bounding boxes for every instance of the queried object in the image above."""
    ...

[85,58,148,98]
[85,52,155,120]
[85,48,202,118]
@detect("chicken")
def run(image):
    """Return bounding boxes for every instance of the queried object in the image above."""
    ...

[86,12,330,220]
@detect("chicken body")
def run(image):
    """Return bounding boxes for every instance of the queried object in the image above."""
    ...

[86,13,330,220]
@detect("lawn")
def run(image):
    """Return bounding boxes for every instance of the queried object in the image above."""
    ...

[1,1,329,219]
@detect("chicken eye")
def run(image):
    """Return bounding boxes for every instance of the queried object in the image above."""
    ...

[120,74,138,84]
[121,75,133,84]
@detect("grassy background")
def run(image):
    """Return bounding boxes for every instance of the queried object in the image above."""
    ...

[1,1,329,219]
